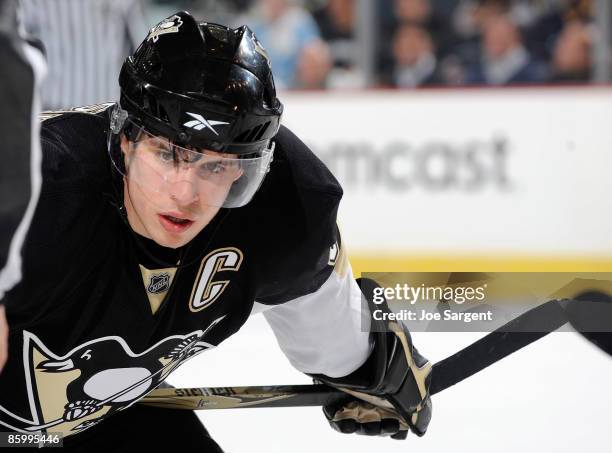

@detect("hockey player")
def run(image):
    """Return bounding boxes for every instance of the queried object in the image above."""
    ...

[0,11,431,450]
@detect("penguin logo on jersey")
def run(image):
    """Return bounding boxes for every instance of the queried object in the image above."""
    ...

[189,247,243,313]
[0,317,224,437]
[148,273,170,294]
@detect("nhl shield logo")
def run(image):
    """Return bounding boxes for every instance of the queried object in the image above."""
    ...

[148,273,170,294]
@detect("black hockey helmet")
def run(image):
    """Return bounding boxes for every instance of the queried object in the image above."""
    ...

[116,10,283,155]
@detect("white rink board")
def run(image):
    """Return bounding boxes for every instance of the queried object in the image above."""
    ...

[281,88,612,257]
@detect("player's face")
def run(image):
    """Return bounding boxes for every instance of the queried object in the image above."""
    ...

[120,135,242,248]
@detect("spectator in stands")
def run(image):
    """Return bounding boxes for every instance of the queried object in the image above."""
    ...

[389,24,440,88]
[377,0,454,86]
[464,14,547,85]
[246,0,328,89]
[550,20,592,82]
[313,0,365,88]
[21,0,149,110]
[295,39,333,89]
[395,0,431,23]
[453,0,512,39]
[564,0,593,23]
[394,0,454,54]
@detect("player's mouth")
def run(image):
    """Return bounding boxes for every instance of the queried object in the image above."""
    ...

[158,213,195,233]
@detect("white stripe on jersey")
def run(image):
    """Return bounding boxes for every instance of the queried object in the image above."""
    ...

[252,262,372,378]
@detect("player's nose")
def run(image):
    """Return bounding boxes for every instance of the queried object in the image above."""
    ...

[168,180,199,206]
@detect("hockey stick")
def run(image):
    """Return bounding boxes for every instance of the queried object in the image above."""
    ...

[140,298,569,410]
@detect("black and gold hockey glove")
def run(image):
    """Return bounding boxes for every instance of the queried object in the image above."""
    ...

[312,278,432,439]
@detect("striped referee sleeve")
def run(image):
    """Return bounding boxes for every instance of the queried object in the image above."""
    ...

[0,0,46,302]
[20,0,150,110]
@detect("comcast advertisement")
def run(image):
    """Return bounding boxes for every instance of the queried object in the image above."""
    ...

[283,88,612,270]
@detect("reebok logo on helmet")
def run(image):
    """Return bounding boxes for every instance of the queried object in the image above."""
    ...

[183,112,229,135]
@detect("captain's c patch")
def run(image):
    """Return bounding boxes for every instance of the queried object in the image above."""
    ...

[189,247,243,312]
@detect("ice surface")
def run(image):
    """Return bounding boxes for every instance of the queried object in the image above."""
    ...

[168,314,612,453]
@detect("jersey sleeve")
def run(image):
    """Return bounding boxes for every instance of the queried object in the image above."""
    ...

[249,125,372,378]
[254,239,372,378]
[250,125,346,305]
[2,111,111,315]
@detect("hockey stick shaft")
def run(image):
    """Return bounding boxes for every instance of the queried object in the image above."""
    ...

[139,384,345,410]
[429,298,568,394]
[140,299,568,410]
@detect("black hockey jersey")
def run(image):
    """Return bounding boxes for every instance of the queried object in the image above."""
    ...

[0,105,344,438]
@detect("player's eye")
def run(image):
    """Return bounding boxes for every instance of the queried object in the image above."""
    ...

[200,161,227,175]
[155,149,174,163]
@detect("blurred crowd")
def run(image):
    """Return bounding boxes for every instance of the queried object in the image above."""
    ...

[376,0,596,88]
[158,0,598,90]
[21,0,602,110]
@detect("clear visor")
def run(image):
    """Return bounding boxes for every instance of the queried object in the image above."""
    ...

[113,118,273,209]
